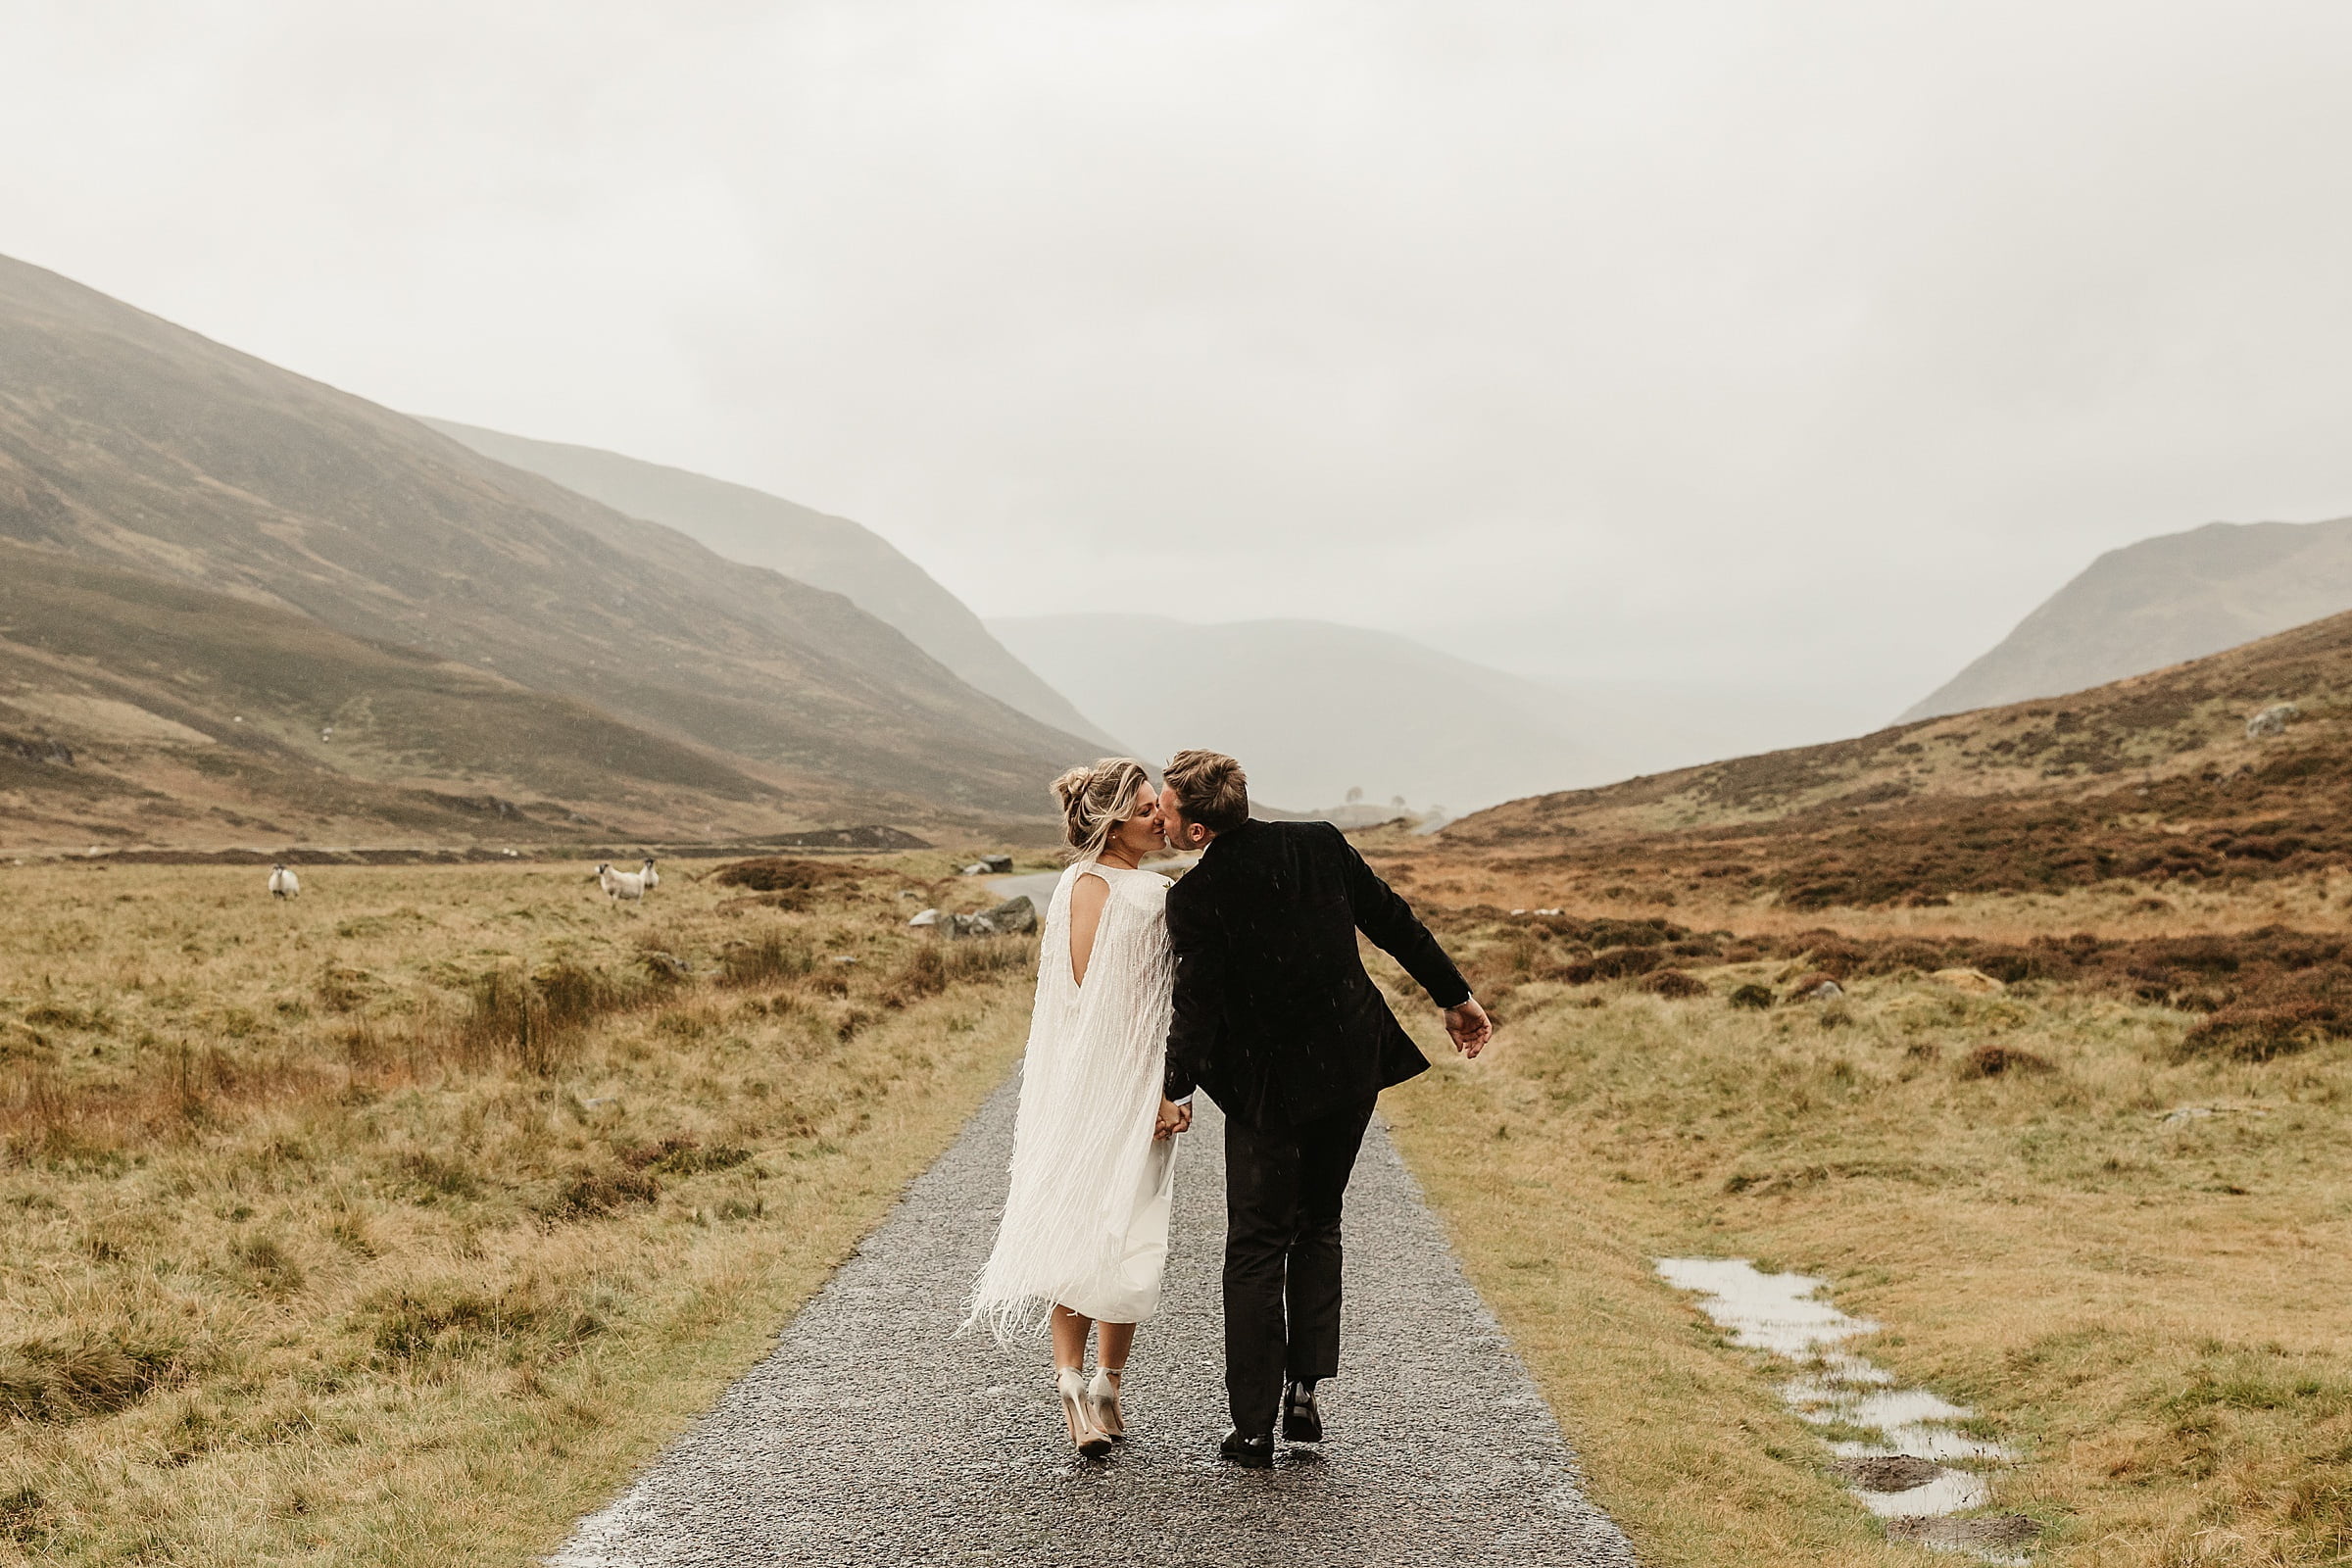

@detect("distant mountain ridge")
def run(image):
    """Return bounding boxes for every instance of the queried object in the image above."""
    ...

[0,252,1093,844]
[990,613,1881,813]
[1902,515,2352,721]
[418,418,1121,750]
[989,614,1600,812]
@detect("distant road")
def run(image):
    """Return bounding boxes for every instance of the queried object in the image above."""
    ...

[985,870,1064,907]
[986,854,1197,911]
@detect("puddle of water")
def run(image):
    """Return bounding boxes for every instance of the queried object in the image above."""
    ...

[1657,1258,2026,1555]
[1653,1257,1876,1356]
[1852,1467,1992,1518]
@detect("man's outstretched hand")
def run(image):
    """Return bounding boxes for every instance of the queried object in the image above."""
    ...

[1444,998,1493,1058]
[1155,1098,1193,1140]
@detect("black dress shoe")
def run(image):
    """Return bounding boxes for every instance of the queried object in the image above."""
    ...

[1220,1429,1275,1469]
[1282,1382,1323,1443]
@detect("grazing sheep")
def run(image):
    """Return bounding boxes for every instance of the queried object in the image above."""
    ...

[596,861,646,903]
[638,858,660,891]
[268,864,301,899]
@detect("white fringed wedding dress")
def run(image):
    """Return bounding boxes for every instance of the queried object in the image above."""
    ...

[966,859,1180,1340]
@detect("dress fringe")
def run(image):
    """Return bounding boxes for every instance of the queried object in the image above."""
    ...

[963,861,1178,1345]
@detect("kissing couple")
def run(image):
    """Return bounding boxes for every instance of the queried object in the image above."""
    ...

[964,750,1491,1467]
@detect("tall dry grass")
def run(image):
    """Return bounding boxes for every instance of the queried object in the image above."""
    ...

[1379,898,2352,1567]
[0,858,1036,1566]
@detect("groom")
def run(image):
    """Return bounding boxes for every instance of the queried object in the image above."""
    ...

[1152,750,1491,1468]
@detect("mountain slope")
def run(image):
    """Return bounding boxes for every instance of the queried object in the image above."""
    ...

[0,253,1094,821]
[416,418,1121,751]
[1438,606,2352,910]
[1902,516,2352,721]
[990,614,1599,812]
[0,542,786,848]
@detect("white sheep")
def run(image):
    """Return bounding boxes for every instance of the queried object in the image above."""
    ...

[268,864,301,899]
[596,862,645,903]
[638,858,661,891]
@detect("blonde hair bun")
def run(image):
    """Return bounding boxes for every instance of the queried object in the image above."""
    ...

[1054,758,1151,859]
[1051,765,1094,814]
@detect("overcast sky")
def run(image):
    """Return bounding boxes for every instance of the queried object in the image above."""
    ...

[8,1,2352,739]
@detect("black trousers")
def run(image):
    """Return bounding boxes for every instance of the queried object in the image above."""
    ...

[1221,1097,1377,1437]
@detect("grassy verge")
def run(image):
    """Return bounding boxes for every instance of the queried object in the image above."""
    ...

[0,858,1034,1566]
[1378,918,2352,1567]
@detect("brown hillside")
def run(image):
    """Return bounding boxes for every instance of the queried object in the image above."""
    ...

[1429,608,2352,910]
[0,543,830,849]
[0,254,1091,823]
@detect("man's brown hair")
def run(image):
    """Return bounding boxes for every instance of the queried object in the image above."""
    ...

[1163,749,1250,835]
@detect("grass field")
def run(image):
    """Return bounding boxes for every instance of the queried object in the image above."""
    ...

[1365,604,2352,1562]
[5,849,2346,1567]
[1378,884,2352,1567]
[0,856,1041,1566]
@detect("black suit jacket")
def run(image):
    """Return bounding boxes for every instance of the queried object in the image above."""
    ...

[1163,819,1471,1128]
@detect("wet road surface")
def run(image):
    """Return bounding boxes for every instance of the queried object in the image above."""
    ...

[550,1078,1635,1567]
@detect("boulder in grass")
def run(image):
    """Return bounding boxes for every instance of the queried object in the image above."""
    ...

[960,854,1014,875]
[1932,966,2005,995]
[2245,702,2300,739]
[907,908,940,928]
[948,896,1038,938]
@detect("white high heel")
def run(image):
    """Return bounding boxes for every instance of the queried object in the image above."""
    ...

[1089,1367,1125,1441]
[1057,1367,1112,1458]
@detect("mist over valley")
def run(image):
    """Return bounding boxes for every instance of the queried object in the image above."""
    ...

[991,613,1866,816]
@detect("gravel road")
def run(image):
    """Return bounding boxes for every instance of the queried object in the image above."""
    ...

[551,1078,1636,1566]
[982,870,1067,908]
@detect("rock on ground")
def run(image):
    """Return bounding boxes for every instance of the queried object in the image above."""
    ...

[551,1080,1635,1567]
[948,895,1037,938]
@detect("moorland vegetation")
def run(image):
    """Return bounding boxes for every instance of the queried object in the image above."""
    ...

[1444,605,2352,914]
[1382,907,2351,1566]
[6,583,2351,1567]
[0,855,1041,1566]
[1368,614,2352,1566]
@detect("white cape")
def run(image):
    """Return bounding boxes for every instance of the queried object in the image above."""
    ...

[965,860,1179,1338]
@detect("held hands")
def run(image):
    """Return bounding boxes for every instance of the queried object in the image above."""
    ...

[1154,1098,1193,1141]
[1444,998,1493,1059]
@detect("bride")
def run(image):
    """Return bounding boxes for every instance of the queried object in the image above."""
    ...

[965,758,1191,1458]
